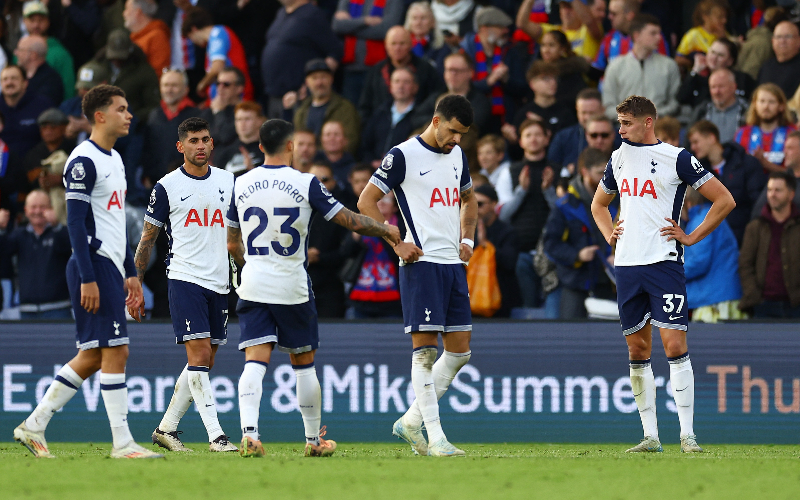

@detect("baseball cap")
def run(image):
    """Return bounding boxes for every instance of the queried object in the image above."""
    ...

[304,59,332,77]
[475,7,513,28]
[76,60,110,90]
[37,108,69,126]
[106,29,134,60]
[22,1,48,18]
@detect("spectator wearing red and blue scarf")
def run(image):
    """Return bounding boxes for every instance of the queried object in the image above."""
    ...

[404,1,444,62]
[460,7,527,130]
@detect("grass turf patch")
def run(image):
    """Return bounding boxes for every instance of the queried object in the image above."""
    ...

[1,442,799,500]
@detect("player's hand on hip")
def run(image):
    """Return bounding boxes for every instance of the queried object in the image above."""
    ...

[607,219,624,246]
[124,277,145,322]
[661,218,693,245]
[80,282,100,314]
[395,241,423,263]
[459,243,473,263]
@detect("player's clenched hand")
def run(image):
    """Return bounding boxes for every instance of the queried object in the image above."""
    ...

[395,242,424,263]
[606,219,624,246]
[80,282,100,314]
[661,218,693,245]
[459,243,473,263]
[384,224,401,246]
[124,277,145,322]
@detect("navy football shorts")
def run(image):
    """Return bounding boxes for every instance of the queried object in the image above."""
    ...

[236,298,318,353]
[168,279,228,345]
[66,254,128,350]
[616,260,689,335]
[399,261,472,334]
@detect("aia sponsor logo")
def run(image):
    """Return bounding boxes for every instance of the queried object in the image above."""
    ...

[185,208,225,227]
[619,178,657,199]
[429,187,460,207]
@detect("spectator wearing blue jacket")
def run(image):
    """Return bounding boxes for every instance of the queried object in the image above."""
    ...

[683,188,745,323]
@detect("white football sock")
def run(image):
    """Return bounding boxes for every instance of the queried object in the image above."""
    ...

[187,366,224,442]
[405,350,471,428]
[26,365,84,432]
[100,372,134,448]
[629,359,659,440]
[411,346,445,443]
[238,361,267,441]
[669,353,695,438]
[159,364,192,433]
[294,364,322,446]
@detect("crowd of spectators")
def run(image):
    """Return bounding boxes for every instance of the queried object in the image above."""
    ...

[1,0,799,322]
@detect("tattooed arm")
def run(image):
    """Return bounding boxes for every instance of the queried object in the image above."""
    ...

[227,226,246,268]
[331,208,401,244]
[358,182,422,263]
[459,185,478,262]
[134,221,161,283]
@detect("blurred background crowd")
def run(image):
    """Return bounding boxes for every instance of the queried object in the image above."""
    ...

[0,0,798,322]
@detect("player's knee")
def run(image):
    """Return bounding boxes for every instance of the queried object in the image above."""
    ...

[662,340,687,358]
[626,339,649,359]
[290,350,315,367]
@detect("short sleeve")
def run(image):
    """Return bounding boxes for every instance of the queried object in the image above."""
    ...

[369,147,406,194]
[308,177,344,220]
[207,26,230,62]
[226,191,239,228]
[63,156,96,203]
[599,157,617,193]
[143,183,169,227]
[460,148,472,191]
[676,149,713,190]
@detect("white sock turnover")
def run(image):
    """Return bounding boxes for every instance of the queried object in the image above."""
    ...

[294,364,322,446]
[159,364,192,433]
[410,346,444,443]
[100,372,134,449]
[187,366,224,442]
[405,350,471,428]
[238,361,267,441]
[629,359,659,440]
[669,352,695,438]
[26,365,83,432]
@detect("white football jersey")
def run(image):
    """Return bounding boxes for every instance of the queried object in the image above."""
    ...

[63,140,128,277]
[600,139,713,266]
[226,164,344,305]
[370,136,472,265]
[145,166,234,294]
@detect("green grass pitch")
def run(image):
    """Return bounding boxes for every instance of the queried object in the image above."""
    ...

[2,442,799,499]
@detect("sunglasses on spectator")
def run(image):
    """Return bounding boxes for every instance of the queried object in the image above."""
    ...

[589,132,611,139]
